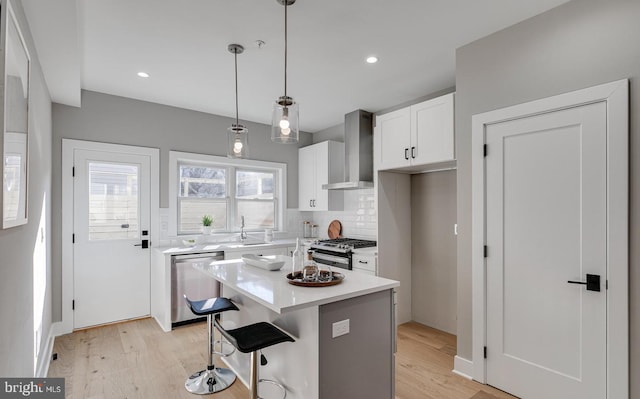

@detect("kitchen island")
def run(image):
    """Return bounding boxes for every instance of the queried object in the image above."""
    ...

[194,258,399,399]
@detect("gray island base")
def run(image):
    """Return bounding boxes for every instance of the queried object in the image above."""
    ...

[194,259,399,399]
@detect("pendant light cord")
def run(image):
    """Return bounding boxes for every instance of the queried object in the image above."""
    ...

[284,0,288,98]
[234,50,239,128]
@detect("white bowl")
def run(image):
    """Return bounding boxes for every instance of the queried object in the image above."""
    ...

[242,254,285,271]
[182,239,197,247]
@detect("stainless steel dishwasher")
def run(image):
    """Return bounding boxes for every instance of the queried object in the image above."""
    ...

[171,252,224,328]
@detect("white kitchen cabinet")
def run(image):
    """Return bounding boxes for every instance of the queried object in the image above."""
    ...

[375,93,454,171]
[298,141,344,211]
[352,254,377,275]
[375,107,411,170]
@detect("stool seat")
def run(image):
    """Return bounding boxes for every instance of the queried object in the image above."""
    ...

[215,320,294,399]
[185,296,239,316]
[215,320,295,353]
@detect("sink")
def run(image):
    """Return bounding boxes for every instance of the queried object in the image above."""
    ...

[222,239,266,248]
[240,241,265,246]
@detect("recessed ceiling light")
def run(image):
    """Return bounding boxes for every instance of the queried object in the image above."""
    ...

[137,72,150,78]
[366,56,378,64]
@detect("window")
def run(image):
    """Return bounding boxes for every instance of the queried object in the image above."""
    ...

[170,151,286,235]
[88,162,139,240]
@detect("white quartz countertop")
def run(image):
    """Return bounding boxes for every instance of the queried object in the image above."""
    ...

[193,258,399,314]
[155,238,297,256]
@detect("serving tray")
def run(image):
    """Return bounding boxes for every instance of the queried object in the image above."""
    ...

[286,271,344,287]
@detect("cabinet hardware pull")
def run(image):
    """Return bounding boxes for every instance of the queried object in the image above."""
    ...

[404,148,409,160]
[358,260,368,264]
[411,147,416,158]
[310,199,313,208]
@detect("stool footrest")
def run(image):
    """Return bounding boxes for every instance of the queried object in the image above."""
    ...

[212,339,236,357]
[258,379,287,399]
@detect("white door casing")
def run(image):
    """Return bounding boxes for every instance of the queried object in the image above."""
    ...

[471,79,628,399]
[60,140,159,334]
[485,102,606,398]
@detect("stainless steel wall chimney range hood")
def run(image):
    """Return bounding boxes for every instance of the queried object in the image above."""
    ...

[322,109,374,190]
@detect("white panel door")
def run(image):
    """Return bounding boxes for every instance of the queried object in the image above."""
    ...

[375,107,410,170]
[485,102,607,398]
[73,149,152,329]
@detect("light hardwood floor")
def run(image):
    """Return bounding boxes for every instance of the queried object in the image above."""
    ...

[48,318,516,399]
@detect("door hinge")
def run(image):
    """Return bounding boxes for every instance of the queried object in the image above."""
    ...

[72,300,75,310]
[72,234,75,244]
[606,280,609,290]
[484,346,487,359]
[72,166,75,177]
[483,144,488,157]
[483,245,488,258]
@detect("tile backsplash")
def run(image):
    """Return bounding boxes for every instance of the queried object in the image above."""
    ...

[297,189,377,240]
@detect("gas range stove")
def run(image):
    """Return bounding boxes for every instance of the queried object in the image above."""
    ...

[309,238,377,270]
[311,238,377,254]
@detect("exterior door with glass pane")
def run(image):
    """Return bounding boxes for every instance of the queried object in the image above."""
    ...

[73,149,151,329]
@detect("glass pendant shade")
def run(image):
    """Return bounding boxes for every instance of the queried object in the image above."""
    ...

[228,125,249,159]
[271,96,299,143]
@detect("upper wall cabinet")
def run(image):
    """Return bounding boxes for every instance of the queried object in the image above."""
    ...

[374,93,454,172]
[299,141,344,212]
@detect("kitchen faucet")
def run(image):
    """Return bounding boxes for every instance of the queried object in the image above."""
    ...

[240,216,247,241]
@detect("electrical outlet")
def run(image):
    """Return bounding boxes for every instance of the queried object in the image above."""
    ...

[332,319,350,338]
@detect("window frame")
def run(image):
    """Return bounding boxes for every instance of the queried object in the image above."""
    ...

[169,151,286,236]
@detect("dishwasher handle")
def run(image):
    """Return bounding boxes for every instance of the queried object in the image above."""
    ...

[172,252,224,262]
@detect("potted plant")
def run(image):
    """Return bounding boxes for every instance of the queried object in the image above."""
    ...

[201,215,214,235]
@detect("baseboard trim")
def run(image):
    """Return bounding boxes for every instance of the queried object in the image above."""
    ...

[35,325,57,377]
[452,355,473,380]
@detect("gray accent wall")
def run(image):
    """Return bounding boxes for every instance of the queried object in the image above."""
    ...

[411,170,457,335]
[0,0,53,376]
[455,0,640,395]
[51,91,312,321]
[312,123,343,144]
[319,289,394,399]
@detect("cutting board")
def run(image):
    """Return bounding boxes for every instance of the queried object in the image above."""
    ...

[328,220,342,239]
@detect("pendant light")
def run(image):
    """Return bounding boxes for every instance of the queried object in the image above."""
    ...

[271,0,299,143]
[227,44,249,158]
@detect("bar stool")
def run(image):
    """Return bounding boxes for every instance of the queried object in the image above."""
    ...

[183,295,239,395]
[215,319,295,399]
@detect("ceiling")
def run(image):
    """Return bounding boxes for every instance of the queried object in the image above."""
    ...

[22,0,571,133]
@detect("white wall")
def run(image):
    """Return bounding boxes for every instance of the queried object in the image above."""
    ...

[455,2,640,396]
[0,0,53,377]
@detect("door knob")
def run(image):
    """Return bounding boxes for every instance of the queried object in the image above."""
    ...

[567,273,600,292]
